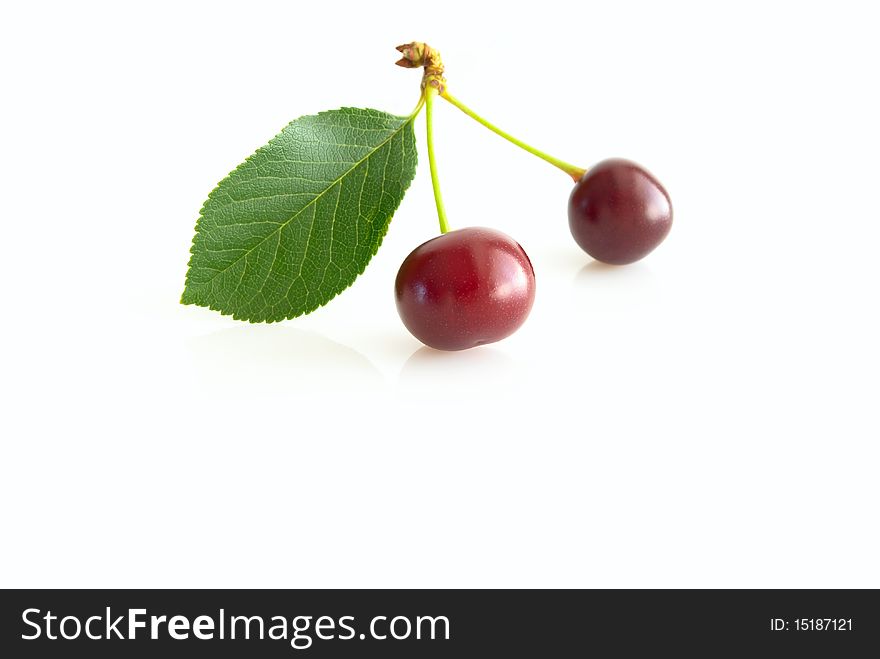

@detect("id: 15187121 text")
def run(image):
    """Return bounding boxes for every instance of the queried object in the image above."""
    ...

[770,618,852,631]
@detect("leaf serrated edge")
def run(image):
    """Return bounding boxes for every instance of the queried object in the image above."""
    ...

[180,108,418,323]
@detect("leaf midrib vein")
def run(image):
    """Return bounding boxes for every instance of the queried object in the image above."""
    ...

[193,116,411,290]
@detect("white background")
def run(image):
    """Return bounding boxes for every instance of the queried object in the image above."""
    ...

[1,1,878,588]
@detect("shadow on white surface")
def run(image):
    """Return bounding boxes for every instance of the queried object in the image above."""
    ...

[577,259,643,279]
[186,325,383,393]
[574,260,658,289]
[399,345,518,388]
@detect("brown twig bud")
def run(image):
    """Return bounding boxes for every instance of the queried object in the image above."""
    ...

[394,42,446,94]
[395,43,427,68]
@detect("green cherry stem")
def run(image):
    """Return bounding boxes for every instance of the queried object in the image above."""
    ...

[425,86,451,234]
[409,93,426,118]
[440,90,586,182]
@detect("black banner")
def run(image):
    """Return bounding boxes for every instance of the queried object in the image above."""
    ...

[1,589,877,657]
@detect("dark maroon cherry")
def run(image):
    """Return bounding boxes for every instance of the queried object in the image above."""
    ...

[395,227,536,351]
[568,158,672,265]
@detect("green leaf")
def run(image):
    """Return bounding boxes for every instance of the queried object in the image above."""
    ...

[181,107,418,322]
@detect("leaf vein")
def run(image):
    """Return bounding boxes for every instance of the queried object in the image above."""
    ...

[191,121,408,290]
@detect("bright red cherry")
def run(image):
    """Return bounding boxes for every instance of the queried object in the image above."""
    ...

[568,158,672,265]
[395,227,536,351]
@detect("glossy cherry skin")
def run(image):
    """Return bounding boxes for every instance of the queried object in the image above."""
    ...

[568,158,672,265]
[395,227,536,351]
